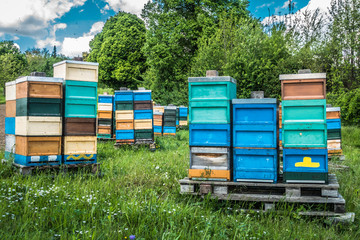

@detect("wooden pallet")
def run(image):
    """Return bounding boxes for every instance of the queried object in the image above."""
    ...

[114,141,156,151]
[5,160,101,176]
[179,174,354,222]
[97,138,116,142]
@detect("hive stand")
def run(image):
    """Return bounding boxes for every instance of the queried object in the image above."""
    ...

[179,174,355,223]
[2,159,101,176]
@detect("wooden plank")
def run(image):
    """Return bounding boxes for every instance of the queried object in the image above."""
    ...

[15,136,62,156]
[16,81,63,99]
[6,100,16,117]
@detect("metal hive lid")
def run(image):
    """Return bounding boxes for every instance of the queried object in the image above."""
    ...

[188,76,236,84]
[5,80,16,86]
[232,98,277,104]
[326,107,341,112]
[279,73,326,80]
[53,60,99,67]
[15,76,64,84]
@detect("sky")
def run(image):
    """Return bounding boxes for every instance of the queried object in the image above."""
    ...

[0,0,332,57]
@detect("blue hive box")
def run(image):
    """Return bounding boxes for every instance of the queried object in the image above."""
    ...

[189,124,231,147]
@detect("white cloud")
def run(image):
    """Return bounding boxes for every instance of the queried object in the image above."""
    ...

[262,0,332,26]
[14,43,20,50]
[36,23,67,49]
[0,0,87,37]
[13,36,19,40]
[103,0,148,16]
[60,21,104,57]
[256,2,275,9]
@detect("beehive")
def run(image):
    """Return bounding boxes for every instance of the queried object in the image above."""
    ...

[326,107,342,156]
[63,118,96,136]
[281,71,328,183]
[15,117,62,136]
[188,72,236,181]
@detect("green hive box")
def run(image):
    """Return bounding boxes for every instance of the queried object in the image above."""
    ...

[188,76,237,102]
[97,134,112,139]
[189,100,231,124]
[115,101,133,111]
[282,123,327,148]
[164,121,176,127]
[135,129,153,140]
[283,172,328,184]
[16,98,62,117]
[164,109,176,116]
[282,99,326,124]
[327,129,341,140]
[64,80,97,118]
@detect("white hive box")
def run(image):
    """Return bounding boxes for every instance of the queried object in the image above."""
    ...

[53,60,99,82]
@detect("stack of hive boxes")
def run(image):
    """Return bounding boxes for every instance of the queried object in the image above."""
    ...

[97,94,114,139]
[53,61,98,164]
[9,73,63,166]
[153,111,163,136]
[114,89,134,144]
[232,98,278,182]
[326,107,342,156]
[280,71,328,183]
[163,106,177,136]
[5,81,16,161]
[178,106,188,126]
[134,89,153,142]
[188,71,236,181]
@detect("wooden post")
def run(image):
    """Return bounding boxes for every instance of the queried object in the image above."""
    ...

[206,70,219,77]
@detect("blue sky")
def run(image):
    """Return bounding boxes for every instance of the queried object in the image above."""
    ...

[0,0,327,57]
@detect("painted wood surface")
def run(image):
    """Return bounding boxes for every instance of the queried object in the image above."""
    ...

[15,136,62,156]
[63,136,97,155]
[283,148,328,173]
[53,60,98,82]
[116,120,134,130]
[188,78,236,101]
[6,100,16,117]
[134,129,153,140]
[134,119,153,129]
[233,148,278,183]
[282,123,327,148]
[282,99,326,124]
[5,81,16,101]
[5,117,15,135]
[15,116,62,136]
[190,147,230,170]
[16,81,62,99]
[97,103,113,111]
[327,111,341,119]
[63,118,96,136]
[189,100,231,124]
[97,111,112,119]
[115,130,134,140]
[16,98,62,117]
[134,101,153,110]
[281,79,326,100]
[97,126,111,134]
[189,124,231,147]
[115,110,134,120]
[188,169,230,181]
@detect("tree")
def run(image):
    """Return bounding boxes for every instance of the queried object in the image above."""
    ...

[0,41,27,90]
[88,12,147,90]
[52,46,57,58]
[141,0,250,105]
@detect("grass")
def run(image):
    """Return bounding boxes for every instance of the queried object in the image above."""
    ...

[0,129,359,239]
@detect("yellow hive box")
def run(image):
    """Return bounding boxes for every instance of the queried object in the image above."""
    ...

[116,120,134,130]
[115,110,134,120]
[98,110,112,119]
[98,103,113,111]
[179,120,188,125]
[63,136,97,155]
[16,136,61,156]
[98,125,111,134]
[188,169,231,181]
[134,119,153,130]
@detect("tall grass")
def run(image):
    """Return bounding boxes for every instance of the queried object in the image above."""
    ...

[0,129,359,239]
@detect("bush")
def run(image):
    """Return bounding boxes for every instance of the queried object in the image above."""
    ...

[327,88,360,125]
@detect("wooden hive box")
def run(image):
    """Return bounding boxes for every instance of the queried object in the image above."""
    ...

[98,103,113,111]
[16,117,62,136]
[328,139,341,150]
[15,76,63,99]
[98,126,111,135]
[134,101,153,110]
[16,98,62,117]
[280,72,326,100]
[53,60,98,82]
[188,76,237,101]
[63,136,97,155]
[5,81,16,101]
[116,119,134,130]
[153,106,164,113]
[326,107,341,119]
[98,110,112,119]
[133,90,152,101]
[15,136,62,156]
[63,118,96,136]
[134,119,153,129]
[282,99,326,124]
[115,110,134,120]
